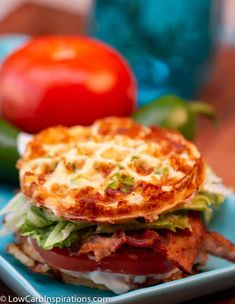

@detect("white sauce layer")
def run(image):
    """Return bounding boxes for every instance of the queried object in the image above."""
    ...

[60,268,178,294]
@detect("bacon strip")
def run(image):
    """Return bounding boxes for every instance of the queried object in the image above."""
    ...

[162,213,204,273]
[78,226,202,273]
[126,230,162,248]
[78,231,127,261]
[78,213,235,273]
[202,231,235,263]
[78,230,163,262]
[77,215,203,273]
[122,214,204,273]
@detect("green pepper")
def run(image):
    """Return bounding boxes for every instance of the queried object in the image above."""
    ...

[133,95,218,140]
[0,119,20,184]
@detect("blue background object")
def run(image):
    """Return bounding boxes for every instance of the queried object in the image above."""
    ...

[1,187,235,303]
[92,0,216,106]
[0,34,29,62]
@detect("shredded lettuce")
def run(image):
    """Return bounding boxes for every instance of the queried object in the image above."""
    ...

[18,208,191,249]
[43,222,76,249]
[18,206,94,249]
[0,208,27,237]
[19,220,80,249]
[0,193,30,237]
[96,212,190,233]
[26,207,52,228]
[182,191,225,223]
[0,192,28,216]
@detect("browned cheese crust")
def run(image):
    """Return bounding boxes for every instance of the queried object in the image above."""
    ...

[18,117,205,223]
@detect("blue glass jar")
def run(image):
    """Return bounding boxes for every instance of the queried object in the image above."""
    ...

[92,0,218,106]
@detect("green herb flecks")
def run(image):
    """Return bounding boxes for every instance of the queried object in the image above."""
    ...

[71,174,84,184]
[108,172,134,193]
[131,156,139,161]
[116,163,123,169]
[154,166,169,176]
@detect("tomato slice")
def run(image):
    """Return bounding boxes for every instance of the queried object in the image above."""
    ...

[32,241,175,275]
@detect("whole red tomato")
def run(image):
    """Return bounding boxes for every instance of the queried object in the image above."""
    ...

[0,36,137,133]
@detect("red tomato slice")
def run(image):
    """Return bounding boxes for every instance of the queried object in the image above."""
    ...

[0,36,137,133]
[32,241,175,275]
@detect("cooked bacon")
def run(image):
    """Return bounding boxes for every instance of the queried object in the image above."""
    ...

[77,214,204,272]
[77,216,204,273]
[126,230,162,248]
[125,215,205,273]
[78,226,202,273]
[78,231,127,261]
[202,231,235,263]
[78,230,163,262]
[195,251,208,266]
[162,214,204,273]
[78,212,235,272]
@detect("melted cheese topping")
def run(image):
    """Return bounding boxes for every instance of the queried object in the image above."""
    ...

[18,117,205,223]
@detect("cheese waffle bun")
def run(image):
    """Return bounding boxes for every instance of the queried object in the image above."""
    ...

[18,117,205,223]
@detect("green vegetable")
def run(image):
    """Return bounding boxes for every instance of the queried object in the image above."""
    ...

[19,215,93,250]
[146,212,191,231]
[43,222,77,249]
[154,166,169,176]
[131,156,139,161]
[18,205,94,249]
[19,221,80,249]
[0,119,20,184]
[0,193,27,216]
[182,191,225,223]
[96,212,190,233]
[133,95,218,140]
[26,207,51,228]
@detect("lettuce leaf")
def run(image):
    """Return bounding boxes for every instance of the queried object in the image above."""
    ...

[145,212,191,231]
[18,206,94,249]
[0,192,28,216]
[18,208,190,249]
[96,212,190,233]
[19,220,80,249]
[43,222,76,249]
[26,206,53,228]
[0,193,30,237]
[182,191,225,223]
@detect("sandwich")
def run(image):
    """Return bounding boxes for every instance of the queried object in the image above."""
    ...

[1,117,235,294]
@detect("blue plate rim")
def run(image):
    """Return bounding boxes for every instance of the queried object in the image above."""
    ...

[0,256,43,298]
